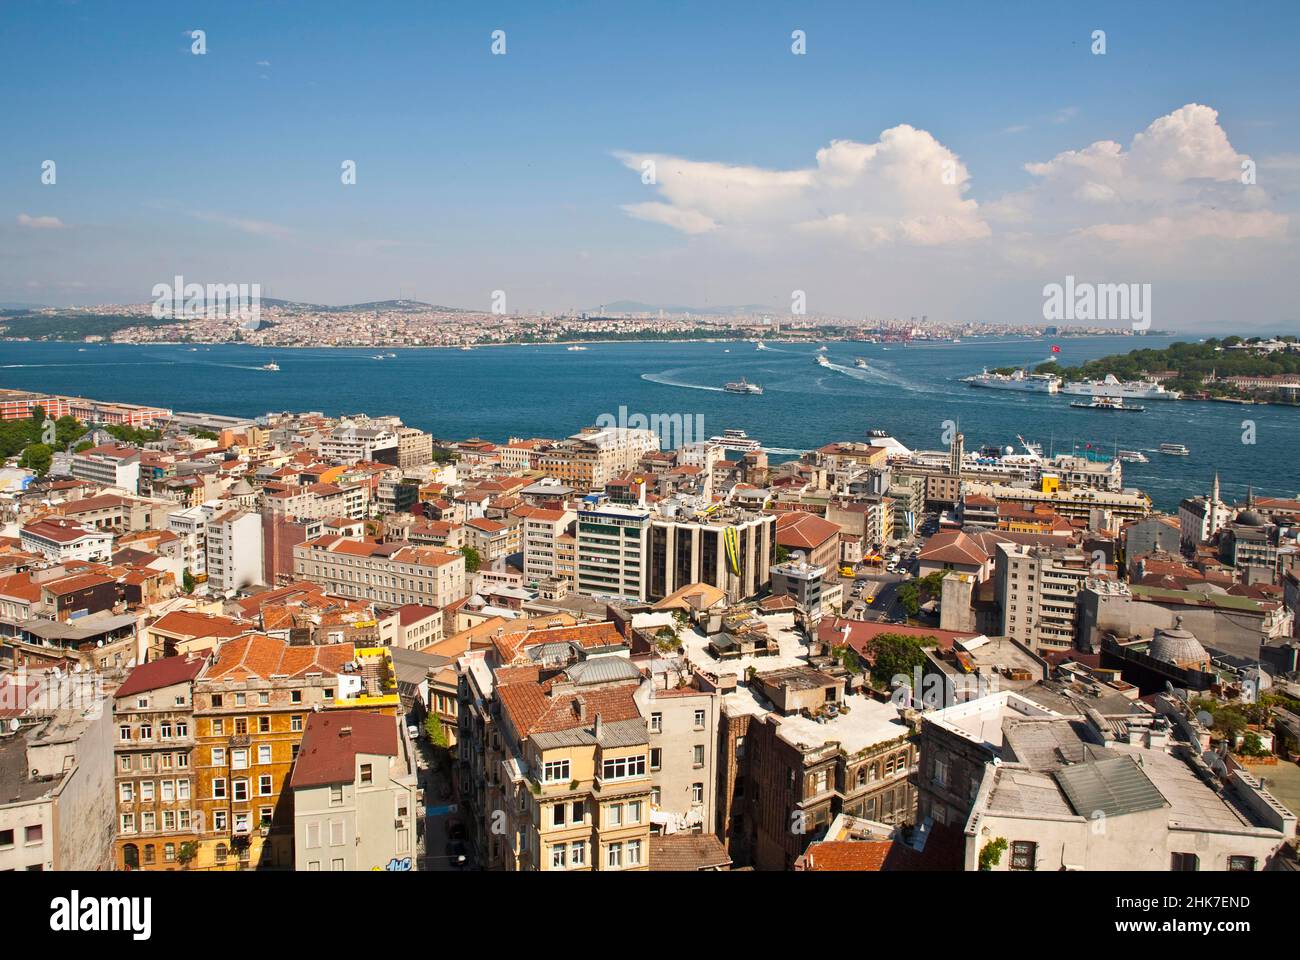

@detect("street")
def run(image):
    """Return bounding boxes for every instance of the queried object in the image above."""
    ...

[411,731,469,872]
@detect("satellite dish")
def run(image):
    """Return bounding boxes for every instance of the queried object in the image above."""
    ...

[8,718,19,732]
[1196,710,1215,727]
[992,757,1003,767]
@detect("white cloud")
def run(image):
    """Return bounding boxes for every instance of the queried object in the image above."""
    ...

[189,211,292,238]
[16,213,65,229]
[615,124,989,248]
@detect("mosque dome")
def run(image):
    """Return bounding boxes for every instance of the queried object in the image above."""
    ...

[1149,616,1209,669]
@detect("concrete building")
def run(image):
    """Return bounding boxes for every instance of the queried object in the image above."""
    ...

[290,711,420,871]
[916,688,1295,870]
[995,542,1095,654]
[0,674,114,872]
[320,421,400,466]
[575,498,651,600]
[205,509,265,595]
[70,443,141,493]
[634,661,720,836]
[769,557,825,616]
[521,507,576,588]
[19,517,114,563]
[646,507,776,604]
[293,535,467,608]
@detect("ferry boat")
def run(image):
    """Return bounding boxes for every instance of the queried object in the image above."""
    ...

[723,377,764,395]
[1159,442,1191,456]
[707,428,763,453]
[854,358,868,369]
[1061,374,1181,400]
[260,361,280,372]
[1117,449,1149,463]
[963,368,1061,393]
[1070,396,1144,412]
[815,354,832,368]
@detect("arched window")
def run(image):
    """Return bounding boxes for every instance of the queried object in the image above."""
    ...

[122,843,139,870]
[143,844,155,865]
[215,843,228,863]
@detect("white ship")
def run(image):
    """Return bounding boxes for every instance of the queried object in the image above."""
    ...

[566,345,588,351]
[815,354,832,368]
[962,368,1061,393]
[723,377,764,395]
[755,341,768,351]
[260,361,280,371]
[1117,449,1149,463]
[1061,373,1181,400]
[1159,442,1190,456]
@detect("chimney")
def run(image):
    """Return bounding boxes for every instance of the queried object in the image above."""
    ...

[574,695,586,721]
[594,712,603,739]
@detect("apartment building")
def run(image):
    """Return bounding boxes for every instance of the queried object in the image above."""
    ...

[290,711,420,871]
[168,503,214,579]
[521,507,576,587]
[915,688,1296,870]
[634,664,720,835]
[112,656,205,870]
[538,426,660,492]
[293,535,466,608]
[320,421,400,466]
[205,508,265,595]
[396,426,433,470]
[190,635,400,870]
[70,443,141,493]
[19,518,113,563]
[464,516,520,564]
[995,542,1095,654]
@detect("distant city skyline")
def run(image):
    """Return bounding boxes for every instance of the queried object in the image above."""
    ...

[2,1,1298,331]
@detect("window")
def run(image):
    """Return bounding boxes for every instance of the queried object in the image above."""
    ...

[551,804,565,828]
[650,748,661,771]
[213,810,228,831]
[1010,841,1037,871]
[1227,856,1256,872]
[693,709,706,730]
[360,763,373,784]
[1171,852,1199,871]
[231,749,248,770]
[258,775,273,796]
[119,725,131,742]
[257,744,272,765]
[291,690,302,704]
[177,779,190,800]
[164,843,176,862]
[606,842,622,869]
[551,845,567,869]
[627,800,641,824]
[139,724,152,741]
[25,824,42,845]
[329,820,345,846]
[570,842,585,867]
[626,839,642,866]
[211,694,223,708]
[234,717,248,735]
[161,780,174,802]
[331,858,345,871]
[258,716,270,733]
[235,693,246,707]
[649,712,662,733]
[212,747,226,766]
[141,812,155,833]
[601,754,646,781]
[571,800,584,823]
[692,782,704,804]
[607,804,622,827]
[291,715,303,732]
[329,784,344,806]
[212,778,227,800]
[162,811,175,831]
[258,692,270,705]
[119,782,134,803]
[543,759,570,782]
[650,786,661,806]
[119,756,130,772]
[933,758,948,787]
[211,718,224,736]
[259,807,272,827]
[119,814,135,834]
[233,779,250,802]
[693,744,704,767]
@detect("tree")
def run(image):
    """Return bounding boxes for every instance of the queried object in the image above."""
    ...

[654,626,678,653]
[775,545,791,564]
[459,545,482,573]
[866,632,931,688]
[18,443,53,476]
[53,415,83,451]
[424,712,449,749]
[979,837,1008,870]
[182,570,196,594]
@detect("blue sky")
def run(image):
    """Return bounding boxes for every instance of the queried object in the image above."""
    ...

[2,0,1298,329]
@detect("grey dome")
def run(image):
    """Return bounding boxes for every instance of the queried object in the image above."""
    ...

[1150,617,1208,668]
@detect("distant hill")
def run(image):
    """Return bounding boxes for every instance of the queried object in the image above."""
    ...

[594,300,778,316]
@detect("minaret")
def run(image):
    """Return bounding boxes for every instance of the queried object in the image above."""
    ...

[1211,472,1220,504]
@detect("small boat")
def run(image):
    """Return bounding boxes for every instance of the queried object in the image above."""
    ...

[817,345,828,352]
[1117,449,1149,463]
[755,341,768,351]
[459,345,473,351]
[1159,442,1191,456]
[815,354,832,368]
[566,345,588,352]
[260,361,280,371]
[854,358,868,369]
[1070,396,1144,412]
[723,377,764,395]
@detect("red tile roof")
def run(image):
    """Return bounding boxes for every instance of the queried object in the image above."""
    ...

[289,711,399,788]
[115,655,206,699]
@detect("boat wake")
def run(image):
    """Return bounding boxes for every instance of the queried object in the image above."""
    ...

[822,360,924,392]
[641,372,724,392]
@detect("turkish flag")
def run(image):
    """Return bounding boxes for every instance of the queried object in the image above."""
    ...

[1051,344,1061,353]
